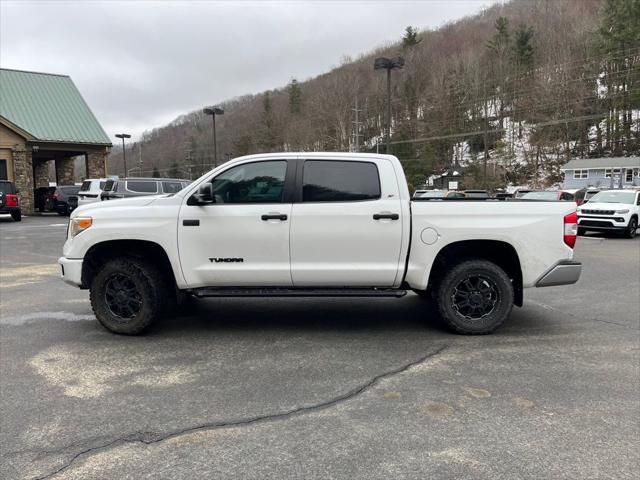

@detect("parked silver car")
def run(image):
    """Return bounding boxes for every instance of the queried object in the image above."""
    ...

[100,177,191,200]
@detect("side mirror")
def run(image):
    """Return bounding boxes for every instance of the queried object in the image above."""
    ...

[191,183,215,205]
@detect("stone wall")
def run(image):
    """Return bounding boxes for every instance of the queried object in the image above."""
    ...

[12,146,33,213]
[86,151,107,179]
[33,160,50,188]
[55,157,75,185]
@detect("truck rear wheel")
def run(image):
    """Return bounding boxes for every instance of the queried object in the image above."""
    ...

[435,259,514,335]
[90,257,167,335]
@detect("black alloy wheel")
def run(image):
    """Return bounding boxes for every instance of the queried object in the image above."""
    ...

[451,275,499,320]
[104,273,143,320]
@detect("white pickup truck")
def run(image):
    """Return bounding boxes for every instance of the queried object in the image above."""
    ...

[59,153,581,335]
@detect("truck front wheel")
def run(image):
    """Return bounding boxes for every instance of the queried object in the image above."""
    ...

[90,257,167,335]
[435,259,514,335]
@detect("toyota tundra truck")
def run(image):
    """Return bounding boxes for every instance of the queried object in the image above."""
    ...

[59,153,582,335]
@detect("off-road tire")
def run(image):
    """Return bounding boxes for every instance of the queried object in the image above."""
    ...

[435,259,514,335]
[11,210,21,222]
[625,217,637,239]
[90,257,167,335]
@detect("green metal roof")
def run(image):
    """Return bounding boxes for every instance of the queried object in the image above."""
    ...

[0,68,111,146]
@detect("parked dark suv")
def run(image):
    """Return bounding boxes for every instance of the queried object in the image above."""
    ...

[0,180,21,221]
[34,185,81,215]
[101,178,190,200]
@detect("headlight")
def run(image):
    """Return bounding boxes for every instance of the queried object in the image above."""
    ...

[68,217,92,238]
[615,209,629,214]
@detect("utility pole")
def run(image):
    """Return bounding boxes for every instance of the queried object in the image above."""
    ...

[138,141,143,174]
[352,96,363,152]
[483,81,489,185]
[203,106,224,168]
[115,133,131,176]
[374,57,404,155]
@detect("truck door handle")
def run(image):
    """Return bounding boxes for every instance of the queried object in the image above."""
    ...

[183,219,200,226]
[261,214,288,221]
[373,213,399,220]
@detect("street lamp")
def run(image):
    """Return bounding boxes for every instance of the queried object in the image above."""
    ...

[115,133,131,176]
[374,56,404,154]
[203,106,224,168]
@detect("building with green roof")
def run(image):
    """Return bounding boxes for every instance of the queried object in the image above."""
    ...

[0,68,111,213]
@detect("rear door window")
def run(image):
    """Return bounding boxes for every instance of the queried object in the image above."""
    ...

[126,181,158,193]
[80,181,91,191]
[302,160,380,202]
[0,181,14,194]
[162,181,183,193]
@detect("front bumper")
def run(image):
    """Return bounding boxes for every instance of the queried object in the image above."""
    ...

[578,215,629,231]
[535,260,582,287]
[58,257,84,287]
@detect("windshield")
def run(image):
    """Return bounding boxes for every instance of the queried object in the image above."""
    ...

[584,190,599,200]
[418,191,446,198]
[521,191,558,200]
[465,191,489,198]
[588,190,636,204]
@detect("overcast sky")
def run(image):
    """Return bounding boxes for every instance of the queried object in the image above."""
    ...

[1,0,497,140]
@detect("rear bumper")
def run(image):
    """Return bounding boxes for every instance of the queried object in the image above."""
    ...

[58,257,84,287]
[0,207,20,213]
[535,260,582,287]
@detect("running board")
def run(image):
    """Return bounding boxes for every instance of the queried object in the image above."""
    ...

[192,288,407,298]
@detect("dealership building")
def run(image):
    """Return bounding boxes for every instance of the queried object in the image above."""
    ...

[0,68,111,213]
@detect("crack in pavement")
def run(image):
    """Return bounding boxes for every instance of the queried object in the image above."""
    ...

[32,344,449,480]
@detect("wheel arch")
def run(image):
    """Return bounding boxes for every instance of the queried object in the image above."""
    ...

[82,239,177,290]
[425,239,523,307]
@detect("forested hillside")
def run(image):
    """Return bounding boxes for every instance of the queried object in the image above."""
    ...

[108,0,640,189]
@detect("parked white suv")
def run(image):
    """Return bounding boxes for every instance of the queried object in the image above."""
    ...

[577,189,640,238]
[77,178,108,207]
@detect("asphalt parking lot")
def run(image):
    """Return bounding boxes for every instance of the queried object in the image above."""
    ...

[1,214,639,480]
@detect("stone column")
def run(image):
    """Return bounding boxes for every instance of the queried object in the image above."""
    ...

[12,146,34,213]
[33,160,50,188]
[86,151,107,179]
[55,157,75,185]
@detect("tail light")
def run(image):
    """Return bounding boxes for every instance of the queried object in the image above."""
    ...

[564,211,578,248]
[5,194,19,207]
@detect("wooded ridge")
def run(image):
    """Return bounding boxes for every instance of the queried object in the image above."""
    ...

[107,0,640,190]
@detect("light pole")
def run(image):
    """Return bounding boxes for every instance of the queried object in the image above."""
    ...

[374,57,404,154]
[115,133,131,176]
[203,106,224,168]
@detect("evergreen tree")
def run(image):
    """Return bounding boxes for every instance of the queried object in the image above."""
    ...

[486,17,510,55]
[598,0,640,152]
[261,92,276,151]
[168,161,181,178]
[512,23,535,68]
[288,78,302,114]
[402,26,422,48]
